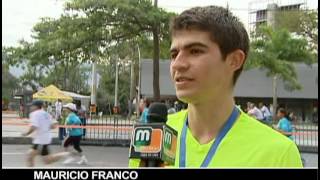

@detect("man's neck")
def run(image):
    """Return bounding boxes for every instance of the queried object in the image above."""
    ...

[187,95,235,145]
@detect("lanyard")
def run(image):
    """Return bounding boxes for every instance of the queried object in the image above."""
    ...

[179,106,240,167]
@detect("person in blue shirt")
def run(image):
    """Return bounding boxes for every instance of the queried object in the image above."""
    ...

[276,108,293,140]
[140,99,150,123]
[62,103,88,165]
[276,108,306,166]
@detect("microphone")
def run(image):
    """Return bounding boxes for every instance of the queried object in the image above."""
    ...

[129,102,178,167]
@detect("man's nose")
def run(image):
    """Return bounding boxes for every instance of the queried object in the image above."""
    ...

[171,52,189,71]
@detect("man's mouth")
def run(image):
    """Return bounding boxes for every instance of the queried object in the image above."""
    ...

[175,76,194,83]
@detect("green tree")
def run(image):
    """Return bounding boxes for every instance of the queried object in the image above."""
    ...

[2,65,20,102]
[4,0,175,111]
[275,9,318,56]
[97,60,131,114]
[246,25,315,119]
[40,64,91,94]
[2,48,20,102]
[64,0,175,101]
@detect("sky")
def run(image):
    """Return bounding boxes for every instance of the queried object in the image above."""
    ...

[3,0,318,47]
[2,0,318,77]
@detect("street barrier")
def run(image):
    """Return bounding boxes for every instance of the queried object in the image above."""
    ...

[2,116,318,152]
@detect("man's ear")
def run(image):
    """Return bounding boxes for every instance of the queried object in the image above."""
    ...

[226,49,245,71]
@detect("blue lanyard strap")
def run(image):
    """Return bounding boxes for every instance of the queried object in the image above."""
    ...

[179,106,240,167]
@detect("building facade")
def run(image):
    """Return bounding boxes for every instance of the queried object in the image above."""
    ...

[248,0,307,35]
[140,60,318,122]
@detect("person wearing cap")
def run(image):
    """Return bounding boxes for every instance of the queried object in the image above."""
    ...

[22,100,71,167]
[62,103,88,165]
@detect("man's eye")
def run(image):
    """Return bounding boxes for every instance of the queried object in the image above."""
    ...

[190,49,203,55]
[170,52,178,60]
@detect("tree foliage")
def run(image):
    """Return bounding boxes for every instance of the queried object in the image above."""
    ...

[4,0,175,109]
[2,49,20,101]
[275,9,318,56]
[96,61,130,114]
[245,25,316,90]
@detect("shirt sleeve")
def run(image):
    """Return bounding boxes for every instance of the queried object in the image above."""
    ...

[30,113,39,128]
[278,142,303,167]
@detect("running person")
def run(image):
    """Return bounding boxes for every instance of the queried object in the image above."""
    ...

[22,100,70,167]
[129,6,302,167]
[62,103,88,165]
[275,108,306,166]
[275,108,294,140]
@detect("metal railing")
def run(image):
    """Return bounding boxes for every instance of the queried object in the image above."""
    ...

[292,122,318,153]
[82,114,134,146]
[82,114,318,153]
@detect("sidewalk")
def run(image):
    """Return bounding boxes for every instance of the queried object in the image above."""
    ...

[2,112,131,145]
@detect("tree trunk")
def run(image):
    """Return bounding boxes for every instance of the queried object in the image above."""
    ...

[62,62,68,90]
[128,60,135,119]
[64,61,68,90]
[114,58,119,107]
[272,75,277,122]
[152,0,160,102]
[53,61,58,85]
[136,43,141,118]
[91,62,97,105]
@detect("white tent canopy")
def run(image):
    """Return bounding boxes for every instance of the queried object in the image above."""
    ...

[62,91,90,110]
[62,91,90,99]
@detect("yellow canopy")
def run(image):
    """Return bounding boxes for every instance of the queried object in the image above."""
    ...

[33,85,73,102]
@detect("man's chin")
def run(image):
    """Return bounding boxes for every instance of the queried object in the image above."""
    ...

[176,92,195,103]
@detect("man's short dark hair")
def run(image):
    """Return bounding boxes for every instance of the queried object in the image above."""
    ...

[170,6,249,85]
[278,108,287,115]
[145,99,151,108]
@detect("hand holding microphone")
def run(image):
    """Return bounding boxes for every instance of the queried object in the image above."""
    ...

[129,102,178,167]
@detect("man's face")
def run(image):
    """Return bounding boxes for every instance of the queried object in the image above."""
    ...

[277,111,284,118]
[170,29,234,104]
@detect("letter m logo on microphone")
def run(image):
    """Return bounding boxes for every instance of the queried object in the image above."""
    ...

[164,131,172,149]
[133,127,162,153]
[134,128,152,146]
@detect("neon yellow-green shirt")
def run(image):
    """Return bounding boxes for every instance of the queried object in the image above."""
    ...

[129,108,302,168]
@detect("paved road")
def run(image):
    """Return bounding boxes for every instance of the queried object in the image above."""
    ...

[2,145,318,168]
[2,145,129,168]
[301,153,319,168]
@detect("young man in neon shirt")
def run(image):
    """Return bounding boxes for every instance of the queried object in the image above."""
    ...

[129,5,302,168]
